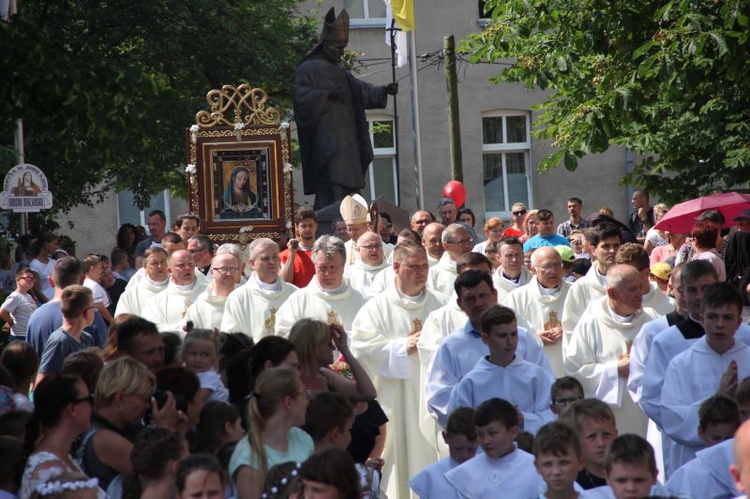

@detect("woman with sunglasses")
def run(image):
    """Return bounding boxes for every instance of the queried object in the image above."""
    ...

[20,374,97,499]
[502,203,528,239]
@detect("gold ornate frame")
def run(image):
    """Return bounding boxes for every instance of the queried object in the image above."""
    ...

[186,84,293,244]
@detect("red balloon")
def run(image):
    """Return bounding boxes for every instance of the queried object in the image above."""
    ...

[443,180,466,207]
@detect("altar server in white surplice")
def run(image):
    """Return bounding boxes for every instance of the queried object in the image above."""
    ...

[220,239,296,341]
[564,265,659,437]
[425,270,552,432]
[351,240,445,499]
[344,231,389,299]
[490,236,532,303]
[661,282,750,472]
[666,438,739,499]
[115,247,169,317]
[448,305,555,434]
[184,252,239,330]
[275,235,366,337]
[562,223,622,350]
[503,246,570,377]
[427,224,473,299]
[730,422,750,499]
[142,249,207,333]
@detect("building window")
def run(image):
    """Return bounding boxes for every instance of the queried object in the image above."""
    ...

[482,112,533,217]
[117,189,171,231]
[343,0,386,26]
[362,118,398,205]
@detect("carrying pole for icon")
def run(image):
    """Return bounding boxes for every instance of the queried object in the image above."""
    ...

[387,19,401,203]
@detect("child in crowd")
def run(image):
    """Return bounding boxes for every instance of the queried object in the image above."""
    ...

[82,254,113,324]
[560,399,618,490]
[0,267,37,340]
[738,377,750,422]
[191,400,244,455]
[588,434,662,499]
[661,282,750,471]
[182,329,229,403]
[533,421,584,499]
[262,461,303,498]
[0,341,38,411]
[409,407,478,498]
[445,398,543,498]
[448,305,555,434]
[36,285,96,384]
[175,454,226,499]
[698,394,740,447]
[300,448,361,499]
[303,392,379,497]
[550,377,585,416]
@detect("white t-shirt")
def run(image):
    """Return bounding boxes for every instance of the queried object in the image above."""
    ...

[84,278,111,307]
[30,258,56,299]
[0,291,37,337]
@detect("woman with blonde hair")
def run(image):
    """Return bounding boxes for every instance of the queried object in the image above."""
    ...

[229,367,313,499]
[78,357,158,489]
[521,209,539,243]
[288,319,376,400]
[472,217,505,255]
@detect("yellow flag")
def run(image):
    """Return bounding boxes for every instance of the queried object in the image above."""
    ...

[390,0,414,31]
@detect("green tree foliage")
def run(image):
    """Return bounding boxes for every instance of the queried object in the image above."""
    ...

[466,0,750,203]
[0,0,318,212]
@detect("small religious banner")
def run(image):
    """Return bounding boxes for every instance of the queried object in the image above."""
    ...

[186,84,294,244]
[0,164,54,213]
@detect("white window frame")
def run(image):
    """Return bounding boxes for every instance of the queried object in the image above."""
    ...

[116,189,171,234]
[481,111,533,220]
[364,116,399,205]
[347,0,386,27]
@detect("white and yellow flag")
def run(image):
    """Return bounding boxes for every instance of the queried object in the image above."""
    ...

[383,0,414,67]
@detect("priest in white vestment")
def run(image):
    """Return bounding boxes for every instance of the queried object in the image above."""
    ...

[344,231,389,299]
[142,249,207,333]
[275,235,366,337]
[490,236,532,302]
[427,224,472,299]
[185,252,239,330]
[422,222,445,268]
[615,242,674,316]
[562,223,622,350]
[503,247,570,377]
[115,247,169,317]
[340,194,392,266]
[564,265,659,437]
[220,238,297,341]
[351,241,444,499]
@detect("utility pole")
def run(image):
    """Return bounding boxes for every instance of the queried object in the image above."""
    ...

[444,35,462,182]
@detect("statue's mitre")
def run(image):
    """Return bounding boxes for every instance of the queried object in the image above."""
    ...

[320,7,349,44]
[339,194,368,225]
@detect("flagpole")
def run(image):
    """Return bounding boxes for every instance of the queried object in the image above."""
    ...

[387,19,401,204]
[408,30,424,210]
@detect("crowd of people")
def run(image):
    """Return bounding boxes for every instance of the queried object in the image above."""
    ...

[1,191,750,499]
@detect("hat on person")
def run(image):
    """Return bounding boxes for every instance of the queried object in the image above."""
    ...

[733,209,750,221]
[555,245,576,263]
[650,262,672,281]
[339,194,368,225]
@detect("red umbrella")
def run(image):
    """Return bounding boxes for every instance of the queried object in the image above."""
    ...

[653,192,750,234]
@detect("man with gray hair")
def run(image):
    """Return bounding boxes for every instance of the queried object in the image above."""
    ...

[427,223,473,299]
[344,230,389,299]
[564,264,660,437]
[220,238,297,341]
[274,235,366,336]
[216,243,246,284]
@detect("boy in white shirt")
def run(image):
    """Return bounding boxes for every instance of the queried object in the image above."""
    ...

[0,268,37,340]
[82,254,113,324]
[448,305,555,434]
[409,407,477,498]
[661,282,750,471]
[445,397,543,498]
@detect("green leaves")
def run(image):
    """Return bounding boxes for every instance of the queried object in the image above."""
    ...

[0,0,317,213]
[464,0,750,203]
